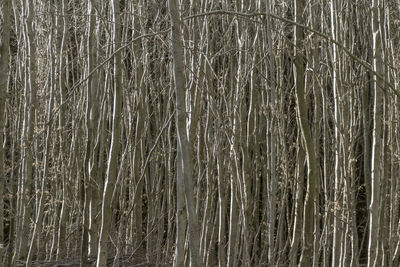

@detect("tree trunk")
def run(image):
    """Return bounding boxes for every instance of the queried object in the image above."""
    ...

[96,0,122,266]
[265,0,277,264]
[0,0,11,263]
[294,1,320,266]
[169,0,201,265]
[368,1,384,266]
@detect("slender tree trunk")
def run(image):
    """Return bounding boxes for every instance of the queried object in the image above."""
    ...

[96,0,122,265]
[26,4,56,264]
[217,137,226,267]
[87,0,102,258]
[0,0,11,263]
[17,0,37,261]
[265,0,277,264]
[57,0,69,260]
[289,134,305,267]
[169,0,201,265]
[294,1,320,266]
[174,149,186,267]
[330,1,343,266]
[368,1,384,266]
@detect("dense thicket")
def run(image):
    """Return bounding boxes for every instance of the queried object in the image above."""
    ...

[0,0,399,266]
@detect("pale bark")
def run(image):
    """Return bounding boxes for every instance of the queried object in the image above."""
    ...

[330,1,343,266]
[265,0,277,264]
[368,1,384,266]
[130,1,145,251]
[86,0,102,258]
[217,137,226,267]
[26,3,56,265]
[17,0,37,261]
[56,0,69,260]
[96,0,122,265]
[289,134,305,267]
[0,1,399,265]
[174,150,186,267]
[169,0,201,265]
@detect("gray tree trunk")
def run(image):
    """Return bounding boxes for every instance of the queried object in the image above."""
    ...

[368,1,384,266]
[294,1,320,266]
[169,0,201,266]
[0,0,11,263]
[96,0,122,266]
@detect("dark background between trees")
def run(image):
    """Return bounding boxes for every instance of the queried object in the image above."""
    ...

[0,0,399,266]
